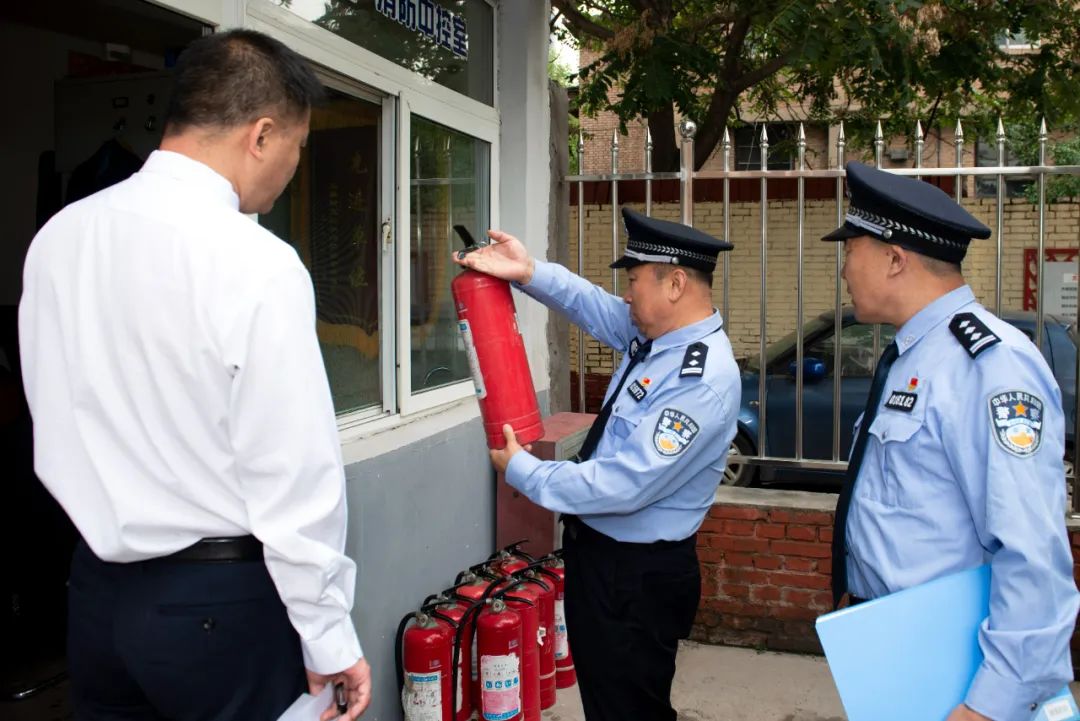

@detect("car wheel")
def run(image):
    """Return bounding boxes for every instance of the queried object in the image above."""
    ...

[724,432,757,487]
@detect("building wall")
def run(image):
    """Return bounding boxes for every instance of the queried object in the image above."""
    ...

[343,403,496,721]
[566,198,1080,371]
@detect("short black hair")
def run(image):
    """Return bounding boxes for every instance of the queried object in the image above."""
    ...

[653,263,714,289]
[165,29,323,134]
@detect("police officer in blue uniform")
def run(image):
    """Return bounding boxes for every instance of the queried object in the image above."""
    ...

[825,162,1079,721]
[453,208,739,721]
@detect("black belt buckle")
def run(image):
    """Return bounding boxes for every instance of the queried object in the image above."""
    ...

[165,535,263,563]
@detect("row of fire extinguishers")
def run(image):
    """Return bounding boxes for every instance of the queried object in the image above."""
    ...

[395,541,576,721]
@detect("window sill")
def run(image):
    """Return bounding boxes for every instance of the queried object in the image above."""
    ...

[337,395,482,464]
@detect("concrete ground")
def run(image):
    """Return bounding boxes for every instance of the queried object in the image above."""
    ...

[4,642,844,721]
[8,643,1078,721]
[545,641,847,721]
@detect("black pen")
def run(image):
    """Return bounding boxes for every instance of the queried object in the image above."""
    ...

[334,682,347,716]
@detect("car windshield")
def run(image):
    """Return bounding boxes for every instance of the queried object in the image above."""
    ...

[744,313,838,372]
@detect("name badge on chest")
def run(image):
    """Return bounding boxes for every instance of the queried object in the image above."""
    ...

[626,377,651,403]
[884,391,918,412]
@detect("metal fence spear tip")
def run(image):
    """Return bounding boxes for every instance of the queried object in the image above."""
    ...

[874,120,884,142]
[915,119,924,140]
[610,130,619,148]
[760,124,769,144]
[955,119,964,142]
[837,121,845,141]
[1039,117,1048,137]
[996,117,1005,140]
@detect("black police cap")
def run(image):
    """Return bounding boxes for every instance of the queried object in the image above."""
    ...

[611,208,733,273]
[822,161,991,263]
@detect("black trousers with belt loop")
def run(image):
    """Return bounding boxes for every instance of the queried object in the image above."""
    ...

[561,516,701,721]
[67,539,306,721]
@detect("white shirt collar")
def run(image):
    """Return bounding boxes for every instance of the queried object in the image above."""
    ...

[140,150,240,211]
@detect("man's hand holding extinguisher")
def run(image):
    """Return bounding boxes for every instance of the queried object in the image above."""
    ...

[491,424,532,473]
[453,229,535,285]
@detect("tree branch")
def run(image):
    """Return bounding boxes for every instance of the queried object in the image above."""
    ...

[552,0,617,41]
[720,14,751,80]
[733,52,793,94]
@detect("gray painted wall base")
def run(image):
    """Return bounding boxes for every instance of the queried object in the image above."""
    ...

[344,390,548,719]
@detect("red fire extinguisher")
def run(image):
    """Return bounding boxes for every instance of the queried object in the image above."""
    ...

[546,557,577,689]
[396,611,453,721]
[423,592,483,721]
[502,584,541,721]
[519,568,559,710]
[451,225,544,450]
[453,570,505,709]
[476,598,525,721]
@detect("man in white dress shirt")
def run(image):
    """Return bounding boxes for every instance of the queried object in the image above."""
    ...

[19,30,370,720]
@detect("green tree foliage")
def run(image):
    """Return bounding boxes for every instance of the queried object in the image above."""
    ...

[551,1,1080,170]
[1004,121,1080,203]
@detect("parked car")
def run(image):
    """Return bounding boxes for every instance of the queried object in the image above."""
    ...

[726,308,1078,487]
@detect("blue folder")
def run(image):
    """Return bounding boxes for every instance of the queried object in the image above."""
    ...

[815,564,1078,721]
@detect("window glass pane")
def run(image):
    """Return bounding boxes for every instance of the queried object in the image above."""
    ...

[275,0,494,105]
[260,88,384,415]
[410,114,490,394]
[806,324,895,378]
[734,124,794,170]
[975,137,1034,198]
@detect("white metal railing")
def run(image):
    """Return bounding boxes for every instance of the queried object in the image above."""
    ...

[567,117,1080,509]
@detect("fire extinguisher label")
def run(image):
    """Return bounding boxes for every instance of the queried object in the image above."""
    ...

[457,320,488,399]
[554,600,569,660]
[480,654,521,721]
[401,671,442,721]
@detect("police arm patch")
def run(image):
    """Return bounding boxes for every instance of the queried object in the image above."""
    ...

[988,390,1043,457]
[653,408,700,457]
[949,313,1000,358]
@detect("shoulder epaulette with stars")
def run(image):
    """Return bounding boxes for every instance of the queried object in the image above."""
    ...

[949,312,1001,359]
[680,342,708,378]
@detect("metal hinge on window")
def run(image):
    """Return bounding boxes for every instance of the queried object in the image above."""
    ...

[381,219,392,251]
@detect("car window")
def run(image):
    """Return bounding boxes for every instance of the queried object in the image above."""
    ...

[806,323,897,378]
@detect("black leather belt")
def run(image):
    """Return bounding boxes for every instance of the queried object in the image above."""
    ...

[561,514,693,549]
[164,535,263,563]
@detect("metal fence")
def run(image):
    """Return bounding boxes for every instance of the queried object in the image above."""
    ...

[566,117,1080,511]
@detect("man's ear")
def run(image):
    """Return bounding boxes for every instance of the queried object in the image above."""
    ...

[667,267,688,301]
[887,244,909,278]
[246,117,275,158]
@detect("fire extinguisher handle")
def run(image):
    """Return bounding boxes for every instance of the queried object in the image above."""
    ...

[429,609,460,628]
[496,577,535,599]
[422,593,447,607]
[501,539,534,557]
[501,594,536,606]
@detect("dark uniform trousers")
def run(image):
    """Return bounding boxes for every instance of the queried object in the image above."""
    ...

[68,540,306,721]
[561,517,700,721]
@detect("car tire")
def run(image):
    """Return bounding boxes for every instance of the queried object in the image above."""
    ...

[724,432,757,487]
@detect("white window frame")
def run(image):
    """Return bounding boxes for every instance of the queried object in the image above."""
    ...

[398,90,499,415]
[244,0,500,425]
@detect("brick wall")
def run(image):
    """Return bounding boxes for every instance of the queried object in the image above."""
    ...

[695,488,1080,672]
[692,488,836,654]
